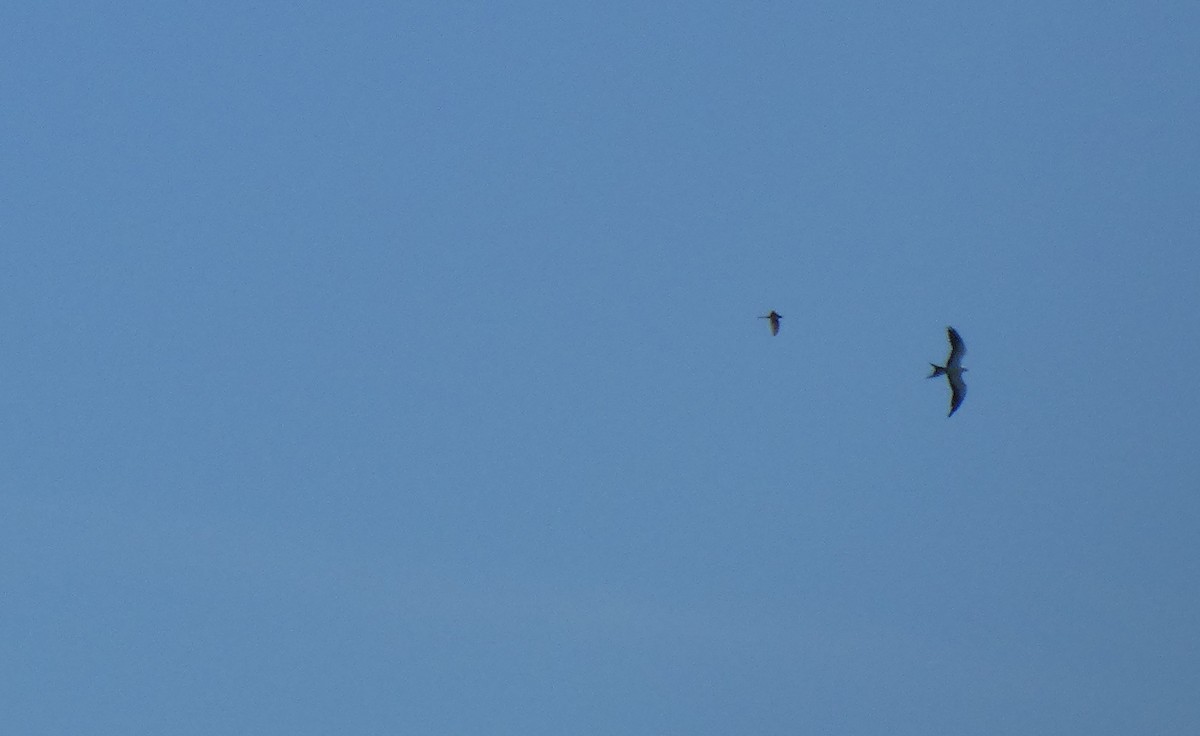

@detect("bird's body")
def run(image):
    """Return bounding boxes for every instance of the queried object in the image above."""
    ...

[928,327,968,416]
[759,310,782,336]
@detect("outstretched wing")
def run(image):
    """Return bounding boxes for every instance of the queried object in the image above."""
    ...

[946,327,966,368]
[947,370,967,416]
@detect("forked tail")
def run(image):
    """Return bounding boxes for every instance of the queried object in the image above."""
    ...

[928,364,946,378]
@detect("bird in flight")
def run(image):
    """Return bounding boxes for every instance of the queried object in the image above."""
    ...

[928,326,968,416]
[759,310,782,336]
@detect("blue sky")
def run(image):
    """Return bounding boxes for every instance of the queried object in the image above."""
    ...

[3,2,1198,733]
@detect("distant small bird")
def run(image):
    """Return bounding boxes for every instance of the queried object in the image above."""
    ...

[759,310,782,336]
[928,326,968,416]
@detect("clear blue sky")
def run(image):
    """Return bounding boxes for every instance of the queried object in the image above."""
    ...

[3,2,1198,733]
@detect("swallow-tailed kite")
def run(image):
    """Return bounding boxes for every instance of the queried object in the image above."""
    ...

[759,310,782,336]
[928,326,967,416]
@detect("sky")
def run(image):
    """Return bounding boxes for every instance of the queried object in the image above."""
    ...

[2,2,1198,733]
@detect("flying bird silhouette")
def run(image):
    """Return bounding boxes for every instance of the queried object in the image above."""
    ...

[759,310,782,336]
[928,326,968,416]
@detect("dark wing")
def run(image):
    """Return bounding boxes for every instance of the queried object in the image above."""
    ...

[946,327,966,368]
[947,370,967,416]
